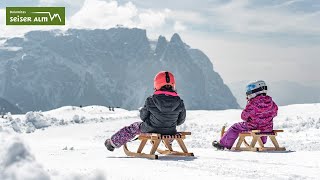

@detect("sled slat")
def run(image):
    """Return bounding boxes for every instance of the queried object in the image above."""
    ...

[137,139,147,153]
[163,139,174,151]
[123,144,158,159]
[123,132,194,159]
[157,149,194,156]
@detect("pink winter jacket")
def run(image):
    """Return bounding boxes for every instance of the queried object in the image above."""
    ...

[241,95,278,132]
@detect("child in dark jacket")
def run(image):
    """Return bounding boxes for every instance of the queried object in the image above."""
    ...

[105,71,186,151]
[213,80,278,150]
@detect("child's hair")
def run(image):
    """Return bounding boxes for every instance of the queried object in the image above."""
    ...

[257,93,267,96]
[159,85,175,92]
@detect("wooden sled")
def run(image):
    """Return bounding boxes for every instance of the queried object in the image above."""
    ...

[233,130,286,152]
[220,126,286,152]
[123,132,194,159]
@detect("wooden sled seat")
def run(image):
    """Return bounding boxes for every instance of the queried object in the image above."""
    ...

[233,130,286,152]
[123,132,194,159]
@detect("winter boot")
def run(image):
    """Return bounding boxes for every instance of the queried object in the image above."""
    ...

[104,139,115,152]
[212,140,225,150]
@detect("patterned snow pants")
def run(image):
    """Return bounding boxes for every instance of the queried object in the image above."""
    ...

[220,122,267,149]
[110,122,142,148]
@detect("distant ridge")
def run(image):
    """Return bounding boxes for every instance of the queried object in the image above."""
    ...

[0,28,239,112]
[0,97,22,114]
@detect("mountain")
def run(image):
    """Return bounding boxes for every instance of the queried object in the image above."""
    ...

[0,97,22,114]
[228,81,247,108]
[0,28,239,112]
[229,80,320,108]
[269,81,320,106]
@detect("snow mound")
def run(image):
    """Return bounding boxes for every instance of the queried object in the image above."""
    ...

[0,129,50,180]
[0,128,109,180]
[3,106,138,133]
[274,103,320,151]
[46,105,128,115]
[25,111,52,129]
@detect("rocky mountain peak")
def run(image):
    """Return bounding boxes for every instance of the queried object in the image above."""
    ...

[155,35,168,56]
[0,28,239,112]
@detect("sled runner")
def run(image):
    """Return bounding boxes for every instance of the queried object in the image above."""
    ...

[233,129,286,152]
[123,132,194,159]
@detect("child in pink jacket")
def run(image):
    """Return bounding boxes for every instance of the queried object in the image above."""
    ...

[213,80,278,150]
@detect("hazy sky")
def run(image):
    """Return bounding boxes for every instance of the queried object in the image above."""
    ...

[1,0,319,86]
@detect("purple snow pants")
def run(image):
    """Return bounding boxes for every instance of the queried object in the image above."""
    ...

[220,122,267,149]
[110,122,142,148]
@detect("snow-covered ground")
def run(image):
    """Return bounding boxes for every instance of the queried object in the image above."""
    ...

[1,104,320,180]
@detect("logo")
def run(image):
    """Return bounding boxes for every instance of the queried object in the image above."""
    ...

[6,7,65,25]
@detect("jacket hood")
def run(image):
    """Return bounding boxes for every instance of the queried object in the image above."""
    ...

[152,94,181,112]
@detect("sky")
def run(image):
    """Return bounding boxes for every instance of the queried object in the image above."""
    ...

[0,0,319,86]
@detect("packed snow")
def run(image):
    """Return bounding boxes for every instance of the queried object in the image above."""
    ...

[0,104,320,179]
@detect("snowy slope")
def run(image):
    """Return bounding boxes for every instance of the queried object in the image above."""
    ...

[1,104,320,179]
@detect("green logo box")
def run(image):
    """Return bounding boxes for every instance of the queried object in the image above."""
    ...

[6,7,65,25]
